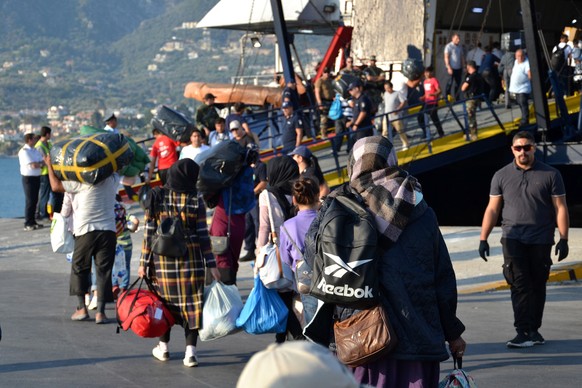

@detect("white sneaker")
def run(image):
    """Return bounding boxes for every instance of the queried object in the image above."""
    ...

[152,345,170,362]
[87,295,98,310]
[84,294,91,307]
[183,354,198,367]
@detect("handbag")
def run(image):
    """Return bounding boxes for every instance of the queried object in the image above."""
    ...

[210,187,232,255]
[333,303,398,367]
[281,224,311,295]
[116,276,176,338]
[439,357,478,388]
[151,189,191,258]
[256,194,294,290]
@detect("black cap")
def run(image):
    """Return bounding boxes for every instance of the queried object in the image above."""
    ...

[348,80,363,90]
[203,93,216,100]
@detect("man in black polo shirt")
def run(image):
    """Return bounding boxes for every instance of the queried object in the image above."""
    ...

[347,80,374,151]
[479,131,569,348]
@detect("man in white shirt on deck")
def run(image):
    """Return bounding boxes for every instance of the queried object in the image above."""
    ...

[18,133,44,231]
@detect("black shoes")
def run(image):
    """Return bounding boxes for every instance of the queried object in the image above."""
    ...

[506,332,533,348]
[530,331,545,345]
[239,250,256,262]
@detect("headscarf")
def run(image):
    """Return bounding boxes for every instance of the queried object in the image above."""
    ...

[165,158,199,194]
[348,136,426,244]
[266,155,299,218]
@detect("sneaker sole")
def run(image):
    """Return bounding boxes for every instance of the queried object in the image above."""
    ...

[506,340,534,348]
[71,314,89,321]
[152,349,170,362]
[532,340,545,345]
[183,359,199,367]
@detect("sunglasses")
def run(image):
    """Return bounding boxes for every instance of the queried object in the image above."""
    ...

[512,144,533,152]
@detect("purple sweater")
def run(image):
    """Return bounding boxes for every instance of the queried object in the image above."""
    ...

[279,209,317,270]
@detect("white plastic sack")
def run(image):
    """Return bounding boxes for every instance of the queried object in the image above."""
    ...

[113,245,127,282]
[199,281,244,341]
[50,213,74,254]
[256,242,294,291]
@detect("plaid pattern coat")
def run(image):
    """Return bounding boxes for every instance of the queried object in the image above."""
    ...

[140,188,215,329]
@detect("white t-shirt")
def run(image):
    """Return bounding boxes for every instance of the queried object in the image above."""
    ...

[180,144,209,161]
[383,90,406,121]
[509,59,531,94]
[103,125,119,134]
[18,144,43,176]
[62,175,118,236]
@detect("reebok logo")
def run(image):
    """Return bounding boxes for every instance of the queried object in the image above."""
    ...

[316,278,374,299]
[316,252,374,299]
[322,252,372,278]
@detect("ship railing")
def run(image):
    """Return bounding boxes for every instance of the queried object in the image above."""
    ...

[376,93,506,152]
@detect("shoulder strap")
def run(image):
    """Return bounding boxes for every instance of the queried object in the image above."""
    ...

[265,192,277,243]
[281,223,303,258]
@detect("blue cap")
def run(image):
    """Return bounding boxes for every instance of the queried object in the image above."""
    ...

[281,101,292,108]
[288,145,312,158]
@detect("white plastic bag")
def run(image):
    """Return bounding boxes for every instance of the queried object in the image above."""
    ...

[50,213,74,254]
[113,245,127,283]
[257,242,295,291]
[199,281,244,341]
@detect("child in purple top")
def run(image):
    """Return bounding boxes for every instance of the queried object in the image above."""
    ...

[279,177,320,325]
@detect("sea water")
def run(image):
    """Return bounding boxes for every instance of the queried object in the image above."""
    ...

[0,157,24,218]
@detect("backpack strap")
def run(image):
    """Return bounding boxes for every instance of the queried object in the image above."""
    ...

[281,223,303,259]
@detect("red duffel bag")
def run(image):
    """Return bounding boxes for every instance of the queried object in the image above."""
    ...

[116,276,175,338]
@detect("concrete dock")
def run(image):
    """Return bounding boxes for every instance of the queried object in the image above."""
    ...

[0,208,580,387]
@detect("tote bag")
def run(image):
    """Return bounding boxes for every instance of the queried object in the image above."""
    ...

[50,213,74,254]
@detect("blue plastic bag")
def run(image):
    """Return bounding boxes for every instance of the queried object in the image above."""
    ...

[328,93,342,120]
[235,276,289,334]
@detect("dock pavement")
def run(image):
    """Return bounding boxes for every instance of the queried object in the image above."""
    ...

[0,207,580,387]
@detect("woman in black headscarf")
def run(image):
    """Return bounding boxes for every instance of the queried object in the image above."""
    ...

[256,155,303,343]
[139,159,220,368]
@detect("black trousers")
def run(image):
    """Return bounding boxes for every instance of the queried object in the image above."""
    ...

[515,93,529,126]
[424,104,444,136]
[501,238,552,333]
[160,314,198,346]
[70,231,117,303]
[243,203,259,252]
[21,175,40,227]
[446,68,463,100]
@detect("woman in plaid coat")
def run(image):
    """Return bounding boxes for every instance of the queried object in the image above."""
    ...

[138,159,220,367]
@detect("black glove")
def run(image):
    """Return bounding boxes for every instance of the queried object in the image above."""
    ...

[555,238,569,261]
[478,240,489,262]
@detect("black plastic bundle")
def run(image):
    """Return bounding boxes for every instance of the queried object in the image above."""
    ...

[194,140,247,199]
[333,73,360,99]
[151,105,194,143]
[50,133,134,185]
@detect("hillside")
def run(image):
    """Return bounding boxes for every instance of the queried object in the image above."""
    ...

[0,0,308,113]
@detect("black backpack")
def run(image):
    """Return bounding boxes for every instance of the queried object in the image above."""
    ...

[551,46,567,72]
[308,188,379,308]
